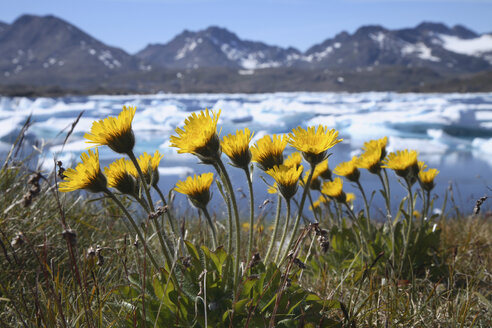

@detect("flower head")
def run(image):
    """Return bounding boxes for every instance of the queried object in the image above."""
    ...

[334,156,360,182]
[321,177,346,203]
[288,125,342,165]
[363,137,388,160]
[346,193,356,204]
[382,149,419,178]
[251,134,287,171]
[267,182,279,194]
[85,106,136,154]
[175,173,214,209]
[59,149,107,193]
[316,160,332,180]
[266,164,303,200]
[222,128,254,168]
[284,152,303,169]
[104,158,137,195]
[310,195,329,211]
[128,151,163,186]
[357,147,382,174]
[419,168,439,191]
[170,109,221,163]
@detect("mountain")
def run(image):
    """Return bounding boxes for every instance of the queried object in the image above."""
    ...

[0,15,147,87]
[136,26,301,69]
[136,22,492,75]
[0,21,8,33]
[0,15,491,94]
[301,22,492,74]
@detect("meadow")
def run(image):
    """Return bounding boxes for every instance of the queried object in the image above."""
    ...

[0,107,491,327]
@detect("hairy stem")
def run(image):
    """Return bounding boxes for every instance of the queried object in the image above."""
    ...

[264,194,282,264]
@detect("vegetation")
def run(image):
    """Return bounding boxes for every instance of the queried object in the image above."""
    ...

[0,109,491,327]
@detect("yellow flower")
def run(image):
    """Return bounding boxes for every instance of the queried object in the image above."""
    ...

[302,161,328,190]
[413,210,421,219]
[316,160,332,180]
[284,152,303,169]
[321,177,346,203]
[288,125,342,165]
[170,109,221,162]
[59,148,107,193]
[175,172,214,209]
[251,134,287,171]
[346,193,356,204]
[334,156,360,182]
[266,164,303,200]
[309,195,329,211]
[104,158,137,195]
[357,148,382,174]
[267,182,278,194]
[363,137,388,160]
[85,106,136,154]
[128,151,163,186]
[418,161,428,171]
[242,222,264,233]
[419,168,439,191]
[382,149,419,178]
[222,128,254,168]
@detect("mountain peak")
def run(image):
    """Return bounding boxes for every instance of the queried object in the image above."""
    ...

[354,25,387,36]
[416,22,451,34]
[452,24,478,39]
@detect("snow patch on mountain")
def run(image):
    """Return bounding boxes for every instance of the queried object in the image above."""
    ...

[439,34,492,61]
[402,42,441,62]
[175,38,201,60]
[370,32,386,47]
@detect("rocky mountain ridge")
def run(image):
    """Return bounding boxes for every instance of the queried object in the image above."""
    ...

[0,14,491,94]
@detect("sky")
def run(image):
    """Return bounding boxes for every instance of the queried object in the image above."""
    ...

[1,0,492,54]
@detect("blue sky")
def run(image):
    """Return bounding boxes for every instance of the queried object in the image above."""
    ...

[2,0,492,54]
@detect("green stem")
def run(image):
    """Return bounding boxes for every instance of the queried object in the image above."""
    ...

[128,151,154,212]
[355,179,371,233]
[322,195,335,226]
[216,158,241,288]
[244,166,255,264]
[400,177,414,274]
[264,194,282,264]
[105,189,159,271]
[154,185,178,237]
[383,168,391,213]
[275,198,291,263]
[377,171,395,269]
[201,207,218,250]
[343,201,366,253]
[280,165,315,263]
[307,189,320,223]
[128,151,173,265]
[213,161,233,253]
[377,171,391,218]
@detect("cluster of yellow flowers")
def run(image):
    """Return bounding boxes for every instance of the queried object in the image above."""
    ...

[59,106,165,198]
[59,106,440,214]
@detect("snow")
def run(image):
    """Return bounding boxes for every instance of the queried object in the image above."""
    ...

[370,32,385,47]
[401,42,441,62]
[439,34,492,58]
[1,92,492,180]
[219,43,281,69]
[175,38,198,60]
[238,69,254,75]
[304,46,333,62]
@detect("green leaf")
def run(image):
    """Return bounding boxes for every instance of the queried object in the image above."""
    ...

[233,298,251,314]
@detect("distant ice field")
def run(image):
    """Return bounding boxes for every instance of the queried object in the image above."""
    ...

[1,92,491,217]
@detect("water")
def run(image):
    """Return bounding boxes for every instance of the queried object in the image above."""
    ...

[1,92,491,218]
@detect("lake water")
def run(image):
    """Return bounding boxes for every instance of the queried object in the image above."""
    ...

[1,92,491,218]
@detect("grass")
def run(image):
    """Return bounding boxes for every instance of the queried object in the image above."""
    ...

[0,155,490,327]
[0,112,491,327]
